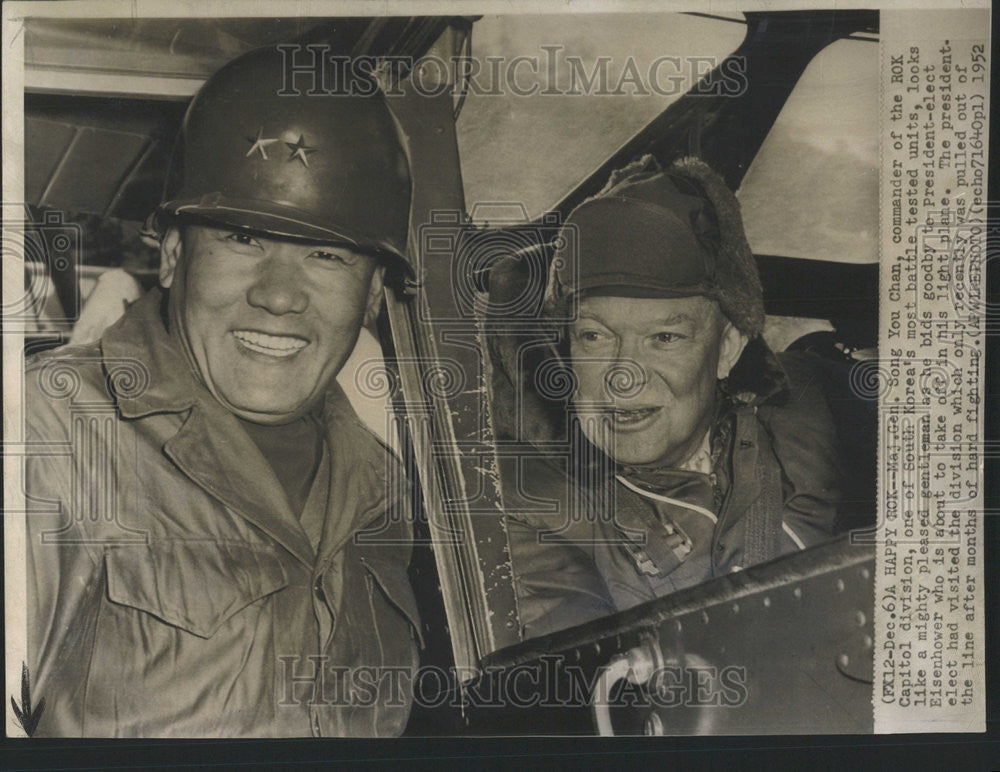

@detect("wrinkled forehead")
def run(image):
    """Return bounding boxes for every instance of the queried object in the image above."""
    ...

[574,292,723,331]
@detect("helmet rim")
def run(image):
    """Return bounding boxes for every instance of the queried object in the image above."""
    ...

[156,194,412,279]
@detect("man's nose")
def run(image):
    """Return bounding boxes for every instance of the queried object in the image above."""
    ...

[605,337,648,399]
[246,256,308,315]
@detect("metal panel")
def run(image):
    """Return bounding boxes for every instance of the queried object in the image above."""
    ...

[385,83,522,678]
[469,537,874,735]
[640,549,874,734]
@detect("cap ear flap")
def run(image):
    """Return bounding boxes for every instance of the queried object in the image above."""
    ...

[671,157,765,339]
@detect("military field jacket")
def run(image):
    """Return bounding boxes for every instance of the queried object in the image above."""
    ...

[23,289,421,737]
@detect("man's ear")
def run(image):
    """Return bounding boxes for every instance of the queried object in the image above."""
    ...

[717,320,750,380]
[158,226,183,289]
[363,264,386,331]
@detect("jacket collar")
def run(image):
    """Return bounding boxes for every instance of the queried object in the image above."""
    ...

[100,288,199,418]
[720,335,790,407]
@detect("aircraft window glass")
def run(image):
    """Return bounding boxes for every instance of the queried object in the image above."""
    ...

[736,38,878,264]
[456,13,746,221]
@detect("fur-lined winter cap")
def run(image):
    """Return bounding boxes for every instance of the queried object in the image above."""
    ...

[548,155,765,338]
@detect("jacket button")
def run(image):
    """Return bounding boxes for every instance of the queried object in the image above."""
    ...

[313,576,326,603]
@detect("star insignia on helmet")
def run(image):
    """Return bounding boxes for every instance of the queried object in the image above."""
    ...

[245,127,279,160]
[285,135,318,167]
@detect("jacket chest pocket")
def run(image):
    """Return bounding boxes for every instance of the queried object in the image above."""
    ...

[104,540,289,638]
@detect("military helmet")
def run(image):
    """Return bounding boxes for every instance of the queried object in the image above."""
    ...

[156,44,413,278]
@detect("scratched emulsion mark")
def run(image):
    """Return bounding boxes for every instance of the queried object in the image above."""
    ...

[10,662,44,737]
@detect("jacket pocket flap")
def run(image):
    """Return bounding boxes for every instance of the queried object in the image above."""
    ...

[359,555,423,648]
[105,541,288,639]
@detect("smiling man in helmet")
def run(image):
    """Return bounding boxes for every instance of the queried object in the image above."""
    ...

[499,156,851,638]
[23,46,420,736]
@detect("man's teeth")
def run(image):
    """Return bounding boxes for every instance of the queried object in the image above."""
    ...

[613,407,658,423]
[232,330,307,356]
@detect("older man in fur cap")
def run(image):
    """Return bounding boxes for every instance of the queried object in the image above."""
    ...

[498,156,847,638]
